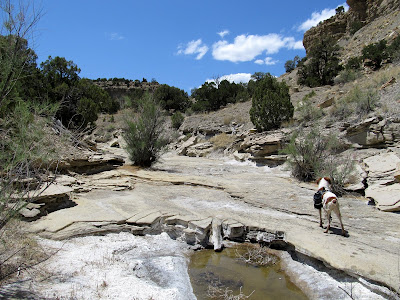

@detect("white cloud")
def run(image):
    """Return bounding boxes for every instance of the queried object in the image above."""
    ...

[106,32,125,41]
[212,34,303,63]
[177,39,209,60]
[298,3,349,32]
[217,30,230,38]
[206,73,252,85]
[254,57,278,65]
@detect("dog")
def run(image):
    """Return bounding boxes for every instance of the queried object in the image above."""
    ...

[315,177,345,236]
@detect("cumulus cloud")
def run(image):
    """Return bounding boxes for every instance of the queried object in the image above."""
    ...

[106,32,125,41]
[217,30,230,38]
[206,73,252,85]
[298,3,349,32]
[177,39,209,60]
[254,57,278,65]
[212,34,303,63]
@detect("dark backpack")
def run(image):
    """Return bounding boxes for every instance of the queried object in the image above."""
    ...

[313,190,323,209]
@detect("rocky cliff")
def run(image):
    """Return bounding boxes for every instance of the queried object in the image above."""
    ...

[303,0,400,54]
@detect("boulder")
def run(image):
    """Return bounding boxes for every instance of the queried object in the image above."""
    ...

[239,131,286,157]
[344,163,367,192]
[233,151,252,162]
[188,217,212,246]
[345,117,398,147]
[19,184,75,220]
[222,219,245,241]
[364,152,400,185]
[177,136,197,156]
[364,152,400,211]
[57,153,125,174]
[186,142,213,157]
[318,97,335,108]
[365,184,400,212]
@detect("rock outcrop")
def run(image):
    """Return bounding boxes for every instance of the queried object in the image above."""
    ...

[345,116,399,147]
[19,184,75,220]
[56,152,124,175]
[303,0,400,54]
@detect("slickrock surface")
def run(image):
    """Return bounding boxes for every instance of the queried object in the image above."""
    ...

[30,152,400,292]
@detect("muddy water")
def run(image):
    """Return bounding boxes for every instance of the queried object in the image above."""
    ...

[188,245,307,300]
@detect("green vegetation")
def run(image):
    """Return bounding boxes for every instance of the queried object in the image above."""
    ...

[334,68,361,84]
[335,6,345,14]
[362,40,388,70]
[249,73,293,132]
[171,111,185,129]
[282,127,352,194]
[284,55,301,73]
[295,91,323,123]
[298,37,342,87]
[349,20,364,35]
[191,80,248,112]
[153,84,189,112]
[123,95,169,167]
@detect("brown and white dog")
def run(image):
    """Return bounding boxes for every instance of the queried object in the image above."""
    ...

[316,177,345,236]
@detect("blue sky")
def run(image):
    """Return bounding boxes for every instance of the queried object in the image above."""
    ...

[34,0,348,93]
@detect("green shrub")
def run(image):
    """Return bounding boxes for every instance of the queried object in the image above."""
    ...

[345,87,379,116]
[281,127,352,194]
[281,128,331,181]
[334,69,361,84]
[330,98,354,120]
[362,40,388,70]
[123,96,168,167]
[388,35,400,62]
[154,84,189,112]
[349,21,363,35]
[331,87,378,119]
[345,56,362,70]
[249,73,293,132]
[77,97,99,127]
[1,100,58,230]
[171,111,184,129]
[284,55,301,73]
[296,96,323,123]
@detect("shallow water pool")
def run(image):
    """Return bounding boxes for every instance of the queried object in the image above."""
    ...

[188,245,308,300]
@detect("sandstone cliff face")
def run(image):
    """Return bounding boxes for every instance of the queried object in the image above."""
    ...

[303,0,400,54]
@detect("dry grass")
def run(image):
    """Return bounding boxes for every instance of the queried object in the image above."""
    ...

[235,244,278,267]
[210,133,236,150]
[207,282,254,300]
[0,220,49,284]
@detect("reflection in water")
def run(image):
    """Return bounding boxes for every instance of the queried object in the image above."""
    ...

[189,245,307,300]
